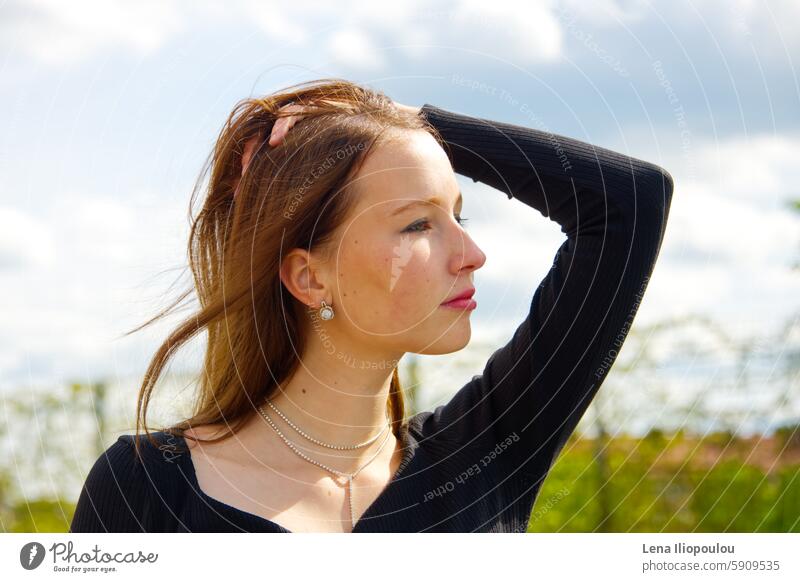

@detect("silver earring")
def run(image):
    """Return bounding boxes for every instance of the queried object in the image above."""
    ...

[318,300,335,320]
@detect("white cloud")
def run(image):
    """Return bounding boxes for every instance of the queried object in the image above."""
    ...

[665,186,799,266]
[0,206,55,270]
[255,0,567,68]
[641,132,800,335]
[0,189,191,385]
[241,0,310,44]
[556,0,652,26]
[691,134,800,207]
[1,0,569,70]
[0,0,183,66]
[448,0,564,62]
[704,0,800,52]
[328,28,387,72]
[3,0,797,75]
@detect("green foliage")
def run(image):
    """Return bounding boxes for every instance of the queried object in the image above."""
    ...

[527,433,800,532]
[688,461,800,532]
[774,422,800,449]
[0,380,106,533]
[5,499,76,533]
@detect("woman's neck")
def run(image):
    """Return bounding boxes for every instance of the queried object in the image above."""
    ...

[265,340,403,451]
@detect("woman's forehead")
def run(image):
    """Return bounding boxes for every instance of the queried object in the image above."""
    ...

[349,133,456,212]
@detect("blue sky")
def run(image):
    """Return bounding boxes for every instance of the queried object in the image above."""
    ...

[1,0,798,392]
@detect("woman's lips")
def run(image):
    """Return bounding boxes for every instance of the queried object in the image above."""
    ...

[440,287,476,310]
[440,296,477,310]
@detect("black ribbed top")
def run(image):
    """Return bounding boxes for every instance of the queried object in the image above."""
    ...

[70,103,674,533]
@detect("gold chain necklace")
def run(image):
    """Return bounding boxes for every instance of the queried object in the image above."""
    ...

[256,404,393,530]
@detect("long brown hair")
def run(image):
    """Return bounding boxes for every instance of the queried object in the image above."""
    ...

[124,78,440,460]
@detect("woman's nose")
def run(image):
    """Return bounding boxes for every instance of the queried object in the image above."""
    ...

[451,227,486,274]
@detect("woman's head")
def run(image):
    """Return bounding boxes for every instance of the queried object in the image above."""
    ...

[280,118,487,353]
[129,78,485,455]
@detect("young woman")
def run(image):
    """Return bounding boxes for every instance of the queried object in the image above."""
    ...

[70,78,674,533]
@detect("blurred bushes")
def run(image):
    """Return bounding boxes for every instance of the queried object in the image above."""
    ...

[528,424,800,532]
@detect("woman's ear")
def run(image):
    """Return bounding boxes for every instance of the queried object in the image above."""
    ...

[279,248,330,308]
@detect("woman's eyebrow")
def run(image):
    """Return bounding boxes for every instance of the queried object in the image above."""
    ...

[389,191,463,216]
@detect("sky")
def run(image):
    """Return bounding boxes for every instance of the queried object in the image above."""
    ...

[1,0,798,401]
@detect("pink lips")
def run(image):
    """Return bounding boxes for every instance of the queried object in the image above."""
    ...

[440,287,477,310]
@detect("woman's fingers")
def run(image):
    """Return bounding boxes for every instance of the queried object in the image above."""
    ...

[267,117,292,146]
[269,102,312,147]
[393,101,421,117]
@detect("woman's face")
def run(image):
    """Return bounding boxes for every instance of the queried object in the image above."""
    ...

[324,129,487,356]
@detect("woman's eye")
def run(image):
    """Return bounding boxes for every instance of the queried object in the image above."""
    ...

[403,215,469,233]
[403,220,430,233]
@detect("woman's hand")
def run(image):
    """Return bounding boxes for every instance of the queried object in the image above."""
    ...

[267,100,421,147]
[268,102,314,147]
[393,102,421,117]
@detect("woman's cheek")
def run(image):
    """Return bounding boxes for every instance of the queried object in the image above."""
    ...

[341,244,395,304]
[342,235,431,328]
[334,243,374,313]
[389,250,438,324]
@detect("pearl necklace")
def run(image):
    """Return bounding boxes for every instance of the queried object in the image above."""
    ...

[264,398,390,450]
[257,404,393,530]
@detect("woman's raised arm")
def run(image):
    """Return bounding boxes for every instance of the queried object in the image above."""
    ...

[415,103,673,487]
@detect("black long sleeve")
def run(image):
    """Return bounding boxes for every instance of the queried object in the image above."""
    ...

[415,104,673,501]
[69,438,153,532]
[70,103,673,533]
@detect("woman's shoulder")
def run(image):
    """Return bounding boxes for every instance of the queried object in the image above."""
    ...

[84,430,183,475]
[70,430,191,532]
[117,429,193,466]
[115,430,198,497]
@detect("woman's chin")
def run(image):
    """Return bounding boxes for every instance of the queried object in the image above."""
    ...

[415,323,472,355]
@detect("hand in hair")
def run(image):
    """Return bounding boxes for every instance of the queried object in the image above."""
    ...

[268,102,313,147]
[267,99,421,147]
[392,102,421,117]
